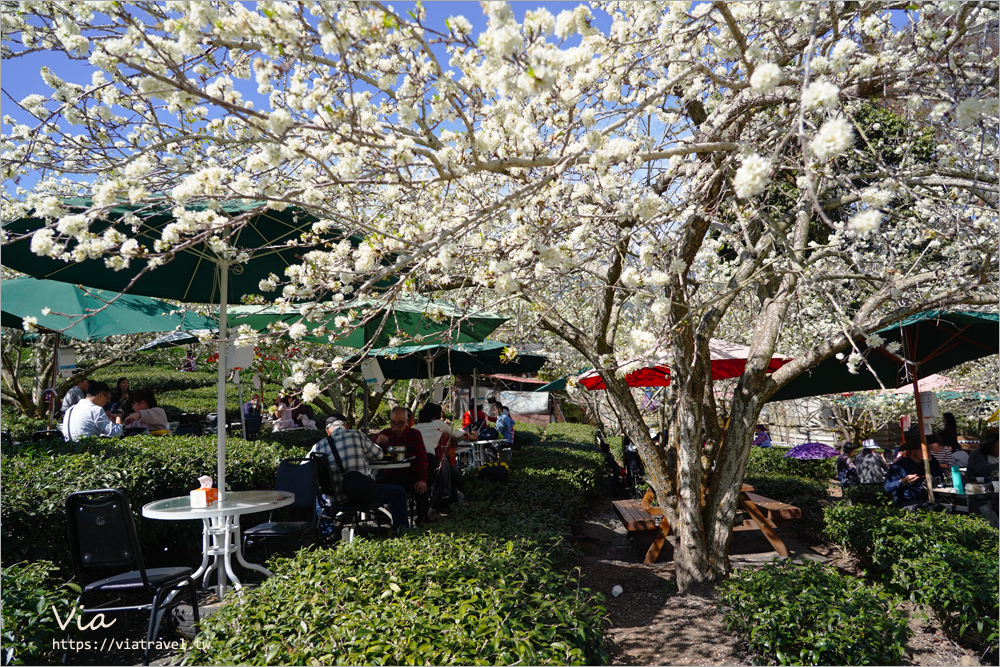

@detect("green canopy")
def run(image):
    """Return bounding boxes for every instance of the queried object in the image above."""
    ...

[0,198,387,304]
[359,341,547,380]
[0,277,217,340]
[771,311,999,401]
[228,297,507,349]
[534,377,567,392]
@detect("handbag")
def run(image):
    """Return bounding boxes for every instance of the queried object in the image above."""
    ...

[327,436,379,504]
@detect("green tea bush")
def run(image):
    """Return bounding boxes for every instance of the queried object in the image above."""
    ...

[745,447,836,482]
[181,438,609,665]
[157,385,242,420]
[541,422,597,445]
[1,561,82,666]
[742,474,828,534]
[91,366,217,394]
[182,534,606,666]
[0,414,50,442]
[256,424,328,451]
[824,504,999,652]
[719,560,910,666]
[1,436,287,572]
[512,422,544,449]
[842,483,893,507]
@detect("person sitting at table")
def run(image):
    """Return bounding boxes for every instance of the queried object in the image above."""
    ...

[124,389,169,433]
[179,349,197,372]
[884,433,944,509]
[927,434,953,470]
[752,424,771,448]
[414,402,475,517]
[61,381,123,441]
[243,393,262,418]
[374,406,430,523]
[966,432,999,482]
[108,377,132,413]
[61,377,89,415]
[462,403,490,429]
[837,441,860,488]
[854,439,889,484]
[310,415,409,536]
[272,394,296,431]
[951,443,970,469]
[495,402,515,444]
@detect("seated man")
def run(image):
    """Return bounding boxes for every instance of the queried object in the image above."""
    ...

[884,434,944,509]
[374,406,430,523]
[61,381,123,441]
[61,377,89,415]
[495,402,514,444]
[310,415,408,536]
[855,439,889,484]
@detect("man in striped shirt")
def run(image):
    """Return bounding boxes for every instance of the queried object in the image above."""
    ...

[310,415,408,535]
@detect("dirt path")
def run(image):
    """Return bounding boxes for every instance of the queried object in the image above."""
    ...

[571,495,984,666]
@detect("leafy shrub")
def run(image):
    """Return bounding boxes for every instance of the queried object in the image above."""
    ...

[256,424,328,451]
[91,366,217,395]
[745,447,836,482]
[719,560,910,666]
[182,439,609,665]
[895,547,998,650]
[157,386,242,421]
[541,422,597,445]
[0,414,50,442]
[823,504,999,652]
[842,483,893,507]
[182,534,606,666]
[1,561,81,666]
[513,422,543,448]
[743,474,828,534]
[1,436,287,573]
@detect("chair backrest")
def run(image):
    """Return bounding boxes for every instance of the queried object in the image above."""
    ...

[309,452,337,498]
[65,489,148,584]
[276,458,318,514]
[1,431,13,448]
[174,423,202,436]
[33,429,64,442]
[245,414,263,434]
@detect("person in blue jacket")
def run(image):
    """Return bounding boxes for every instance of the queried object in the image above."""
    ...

[885,433,943,508]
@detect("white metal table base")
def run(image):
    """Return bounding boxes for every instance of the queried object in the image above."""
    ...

[192,515,274,599]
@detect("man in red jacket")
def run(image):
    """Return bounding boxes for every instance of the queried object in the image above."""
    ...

[374,406,430,522]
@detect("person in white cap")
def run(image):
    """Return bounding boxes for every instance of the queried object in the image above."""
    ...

[855,439,889,485]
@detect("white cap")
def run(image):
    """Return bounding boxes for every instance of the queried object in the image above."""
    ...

[862,439,879,449]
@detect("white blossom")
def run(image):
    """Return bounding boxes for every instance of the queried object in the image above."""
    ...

[801,80,840,110]
[810,117,854,161]
[847,209,883,235]
[749,63,782,93]
[733,154,771,199]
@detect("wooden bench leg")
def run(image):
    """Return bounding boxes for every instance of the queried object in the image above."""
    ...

[739,493,789,557]
[644,517,671,564]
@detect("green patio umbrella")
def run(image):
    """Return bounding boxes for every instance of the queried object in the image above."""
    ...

[358,340,547,379]
[3,198,382,500]
[1,277,216,340]
[227,297,507,349]
[1,277,217,426]
[770,311,998,401]
[769,310,999,502]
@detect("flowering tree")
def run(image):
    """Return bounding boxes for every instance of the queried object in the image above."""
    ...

[3,2,997,593]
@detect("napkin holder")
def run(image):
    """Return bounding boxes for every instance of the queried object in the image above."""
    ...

[190,475,219,508]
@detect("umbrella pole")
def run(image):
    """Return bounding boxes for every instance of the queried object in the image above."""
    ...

[905,328,934,503]
[48,332,60,429]
[237,371,245,441]
[217,264,229,502]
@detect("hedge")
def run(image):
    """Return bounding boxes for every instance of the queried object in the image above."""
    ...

[541,422,598,445]
[744,447,836,482]
[91,366,217,395]
[0,435,288,573]
[1,561,81,666]
[181,431,610,665]
[0,413,50,441]
[719,559,910,666]
[824,504,998,652]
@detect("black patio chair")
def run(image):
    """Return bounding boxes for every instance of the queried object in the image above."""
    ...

[242,458,320,561]
[32,428,63,442]
[310,452,391,543]
[65,489,199,666]
[244,414,263,440]
[1,430,14,448]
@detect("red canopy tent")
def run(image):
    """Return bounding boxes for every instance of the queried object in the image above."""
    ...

[577,339,789,390]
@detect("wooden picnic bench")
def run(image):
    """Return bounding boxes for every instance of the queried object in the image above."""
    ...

[611,484,801,564]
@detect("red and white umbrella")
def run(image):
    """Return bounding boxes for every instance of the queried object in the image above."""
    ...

[577,339,789,390]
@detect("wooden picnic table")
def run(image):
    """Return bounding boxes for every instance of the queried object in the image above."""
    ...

[612,484,801,563]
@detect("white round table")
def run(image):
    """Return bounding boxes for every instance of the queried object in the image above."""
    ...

[142,490,294,600]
